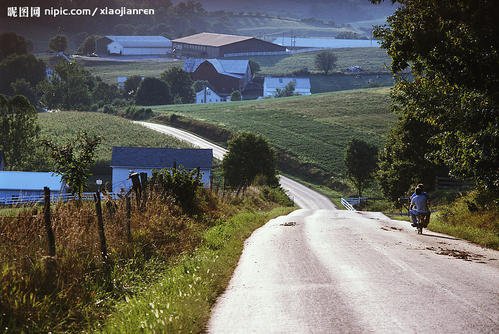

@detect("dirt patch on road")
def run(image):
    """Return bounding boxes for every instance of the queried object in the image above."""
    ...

[281,221,297,227]
[426,246,486,262]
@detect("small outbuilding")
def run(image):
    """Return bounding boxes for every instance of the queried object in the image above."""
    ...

[263,77,312,97]
[0,171,65,203]
[111,147,213,194]
[96,36,172,56]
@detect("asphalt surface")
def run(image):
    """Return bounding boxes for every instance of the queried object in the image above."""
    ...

[137,121,499,333]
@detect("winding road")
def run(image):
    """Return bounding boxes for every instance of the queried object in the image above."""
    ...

[137,121,499,333]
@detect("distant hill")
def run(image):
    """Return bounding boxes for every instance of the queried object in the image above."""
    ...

[179,0,396,23]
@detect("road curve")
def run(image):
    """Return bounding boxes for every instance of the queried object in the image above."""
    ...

[137,121,499,333]
[136,121,335,210]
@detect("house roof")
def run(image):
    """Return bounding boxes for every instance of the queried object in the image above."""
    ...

[183,58,249,78]
[172,32,254,47]
[0,171,64,191]
[105,36,172,48]
[196,86,221,98]
[264,76,311,90]
[111,147,213,169]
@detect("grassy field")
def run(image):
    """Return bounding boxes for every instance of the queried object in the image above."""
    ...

[80,48,391,85]
[78,59,182,84]
[38,111,189,164]
[150,87,393,178]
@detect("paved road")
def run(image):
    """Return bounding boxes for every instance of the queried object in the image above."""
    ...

[137,121,499,333]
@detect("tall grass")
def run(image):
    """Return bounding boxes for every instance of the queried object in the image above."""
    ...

[0,183,293,332]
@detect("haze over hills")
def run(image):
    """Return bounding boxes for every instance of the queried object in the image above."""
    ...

[176,0,396,23]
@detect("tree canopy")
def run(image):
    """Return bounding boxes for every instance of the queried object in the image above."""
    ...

[222,133,278,192]
[373,0,499,192]
[160,67,194,104]
[135,77,172,106]
[49,35,68,53]
[0,32,29,61]
[345,139,378,198]
[314,50,337,75]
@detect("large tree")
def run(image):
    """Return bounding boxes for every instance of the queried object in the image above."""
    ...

[135,77,172,106]
[0,94,40,169]
[0,54,46,95]
[345,139,378,198]
[160,67,194,104]
[222,133,278,192]
[0,32,29,61]
[373,0,499,192]
[49,35,68,53]
[314,50,337,75]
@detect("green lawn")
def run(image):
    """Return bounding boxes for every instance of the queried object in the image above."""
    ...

[150,87,393,177]
[38,111,190,164]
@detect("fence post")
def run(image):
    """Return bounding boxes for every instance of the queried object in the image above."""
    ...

[140,172,148,211]
[43,187,56,257]
[126,195,132,242]
[94,190,109,267]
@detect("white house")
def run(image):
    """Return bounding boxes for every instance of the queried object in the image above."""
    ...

[111,147,213,194]
[196,86,224,104]
[96,36,172,56]
[0,171,65,203]
[263,77,312,97]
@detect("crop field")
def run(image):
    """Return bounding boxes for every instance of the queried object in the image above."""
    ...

[38,111,189,164]
[150,87,393,177]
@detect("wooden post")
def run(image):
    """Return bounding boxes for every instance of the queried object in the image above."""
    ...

[94,190,108,266]
[140,172,148,211]
[125,195,132,242]
[130,172,142,209]
[43,187,56,257]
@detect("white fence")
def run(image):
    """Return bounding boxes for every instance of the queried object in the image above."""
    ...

[0,192,114,206]
[340,198,356,211]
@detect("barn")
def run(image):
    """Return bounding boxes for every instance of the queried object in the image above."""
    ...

[96,36,172,56]
[0,171,66,204]
[172,32,286,58]
[184,58,252,96]
[111,147,213,194]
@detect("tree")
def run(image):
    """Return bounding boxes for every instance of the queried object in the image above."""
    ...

[39,61,94,110]
[222,133,278,192]
[135,77,172,105]
[345,139,378,198]
[192,80,210,93]
[42,132,101,198]
[123,75,143,98]
[77,35,99,55]
[0,94,40,169]
[93,79,120,104]
[10,79,38,106]
[0,32,28,61]
[275,81,295,98]
[160,67,194,103]
[49,35,68,53]
[249,60,260,74]
[315,50,337,75]
[372,0,499,191]
[230,90,242,101]
[0,54,46,95]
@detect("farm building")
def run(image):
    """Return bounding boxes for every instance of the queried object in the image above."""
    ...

[263,77,312,97]
[0,171,65,203]
[111,147,213,194]
[196,86,225,104]
[184,58,252,96]
[96,36,172,56]
[172,32,286,58]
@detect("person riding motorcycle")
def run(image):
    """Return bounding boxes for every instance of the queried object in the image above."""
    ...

[409,186,430,227]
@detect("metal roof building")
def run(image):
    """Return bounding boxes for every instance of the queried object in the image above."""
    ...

[172,32,286,58]
[0,171,65,203]
[96,36,172,56]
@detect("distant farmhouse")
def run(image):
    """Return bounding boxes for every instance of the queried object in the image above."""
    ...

[111,147,213,194]
[263,77,312,97]
[196,86,224,104]
[184,58,252,96]
[96,36,172,56]
[0,171,65,203]
[172,32,286,58]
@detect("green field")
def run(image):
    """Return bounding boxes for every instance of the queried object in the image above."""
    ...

[79,59,182,84]
[38,111,189,164]
[151,87,393,177]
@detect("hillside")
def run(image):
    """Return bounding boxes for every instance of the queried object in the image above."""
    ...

[150,87,393,179]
